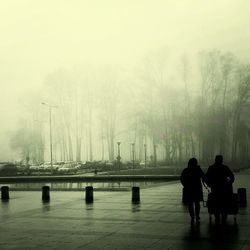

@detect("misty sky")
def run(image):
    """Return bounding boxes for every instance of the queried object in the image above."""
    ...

[0,0,250,160]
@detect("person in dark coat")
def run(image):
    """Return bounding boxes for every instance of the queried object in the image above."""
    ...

[181,158,205,224]
[205,155,235,224]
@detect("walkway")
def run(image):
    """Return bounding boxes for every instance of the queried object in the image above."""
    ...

[0,173,249,249]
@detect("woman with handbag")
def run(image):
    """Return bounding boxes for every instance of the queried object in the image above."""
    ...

[181,158,205,224]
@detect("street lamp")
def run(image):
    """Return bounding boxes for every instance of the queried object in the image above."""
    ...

[131,143,135,170]
[144,144,147,168]
[117,142,121,171]
[154,144,157,168]
[41,102,57,173]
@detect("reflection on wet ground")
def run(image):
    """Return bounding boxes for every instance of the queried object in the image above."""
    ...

[4,181,167,191]
[0,174,249,249]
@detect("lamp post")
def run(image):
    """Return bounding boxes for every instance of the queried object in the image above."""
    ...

[117,142,121,171]
[41,102,57,173]
[154,144,157,168]
[144,144,147,168]
[131,143,135,170]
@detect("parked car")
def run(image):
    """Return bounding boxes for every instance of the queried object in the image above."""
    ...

[57,167,71,173]
[73,164,81,170]
[139,161,146,167]
[29,165,40,170]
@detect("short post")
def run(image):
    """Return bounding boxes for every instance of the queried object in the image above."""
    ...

[1,186,9,200]
[42,186,50,201]
[154,144,157,168]
[117,142,121,171]
[85,186,93,203]
[131,143,135,170]
[144,144,147,168]
[238,188,247,207]
[132,186,140,203]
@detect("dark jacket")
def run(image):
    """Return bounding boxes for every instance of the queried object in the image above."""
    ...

[205,163,234,196]
[181,165,204,202]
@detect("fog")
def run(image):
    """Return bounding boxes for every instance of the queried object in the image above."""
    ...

[1,0,250,165]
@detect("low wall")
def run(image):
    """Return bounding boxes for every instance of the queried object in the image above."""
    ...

[0,175,180,184]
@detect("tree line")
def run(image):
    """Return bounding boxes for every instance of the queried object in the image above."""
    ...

[10,50,250,167]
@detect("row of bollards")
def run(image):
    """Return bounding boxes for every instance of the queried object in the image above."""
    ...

[1,185,247,205]
[1,185,141,203]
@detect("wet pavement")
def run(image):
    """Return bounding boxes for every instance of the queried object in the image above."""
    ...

[0,172,250,250]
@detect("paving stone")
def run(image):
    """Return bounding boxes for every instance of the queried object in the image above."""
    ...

[0,173,249,249]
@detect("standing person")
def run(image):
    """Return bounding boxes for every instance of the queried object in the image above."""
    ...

[181,158,205,224]
[205,155,235,224]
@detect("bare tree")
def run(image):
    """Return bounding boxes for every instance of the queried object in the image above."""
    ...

[231,64,250,162]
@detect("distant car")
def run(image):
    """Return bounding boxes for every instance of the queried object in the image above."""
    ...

[43,165,51,170]
[29,165,40,170]
[42,164,58,169]
[106,162,113,166]
[54,161,65,166]
[38,165,45,170]
[58,167,70,172]
[139,161,146,167]
[73,164,81,170]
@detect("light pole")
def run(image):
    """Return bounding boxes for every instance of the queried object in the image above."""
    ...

[41,102,57,173]
[117,142,121,171]
[144,144,147,168]
[154,144,157,168]
[131,143,135,170]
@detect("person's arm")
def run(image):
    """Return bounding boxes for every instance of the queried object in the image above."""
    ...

[226,166,235,184]
[180,169,187,186]
[204,167,212,187]
[199,166,205,181]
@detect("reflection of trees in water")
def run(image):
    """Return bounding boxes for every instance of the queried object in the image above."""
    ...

[77,182,83,189]
[9,181,160,190]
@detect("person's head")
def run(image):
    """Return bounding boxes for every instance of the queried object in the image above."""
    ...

[188,157,198,168]
[215,155,223,164]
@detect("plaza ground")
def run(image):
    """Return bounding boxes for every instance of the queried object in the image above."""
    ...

[0,171,250,250]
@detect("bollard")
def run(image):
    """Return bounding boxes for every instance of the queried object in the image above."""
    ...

[238,188,247,207]
[132,186,140,203]
[85,186,93,203]
[42,186,50,201]
[1,186,9,200]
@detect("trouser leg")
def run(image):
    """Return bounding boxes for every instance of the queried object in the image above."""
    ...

[214,213,221,224]
[222,213,227,223]
[222,195,230,224]
[214,193,221,224]
[188,202,195,219]
[194,202,200,219]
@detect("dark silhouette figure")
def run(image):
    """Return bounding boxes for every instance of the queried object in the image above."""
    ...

[205,155,235,224]
[181,158,205,224]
